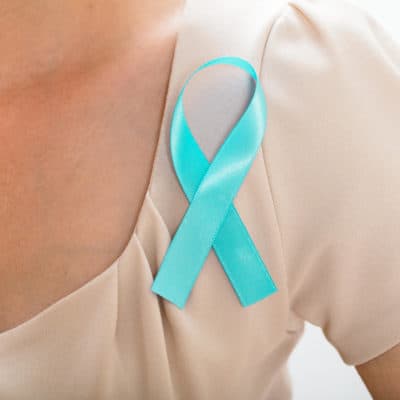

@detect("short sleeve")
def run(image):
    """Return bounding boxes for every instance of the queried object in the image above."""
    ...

[260,0,400,365]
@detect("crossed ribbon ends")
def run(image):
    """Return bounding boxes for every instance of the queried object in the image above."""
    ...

[151,56,277,309]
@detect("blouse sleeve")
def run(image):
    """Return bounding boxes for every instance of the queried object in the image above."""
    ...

[260,0,400,366]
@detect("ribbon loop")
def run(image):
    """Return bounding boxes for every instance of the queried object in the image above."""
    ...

[151,56,277,309]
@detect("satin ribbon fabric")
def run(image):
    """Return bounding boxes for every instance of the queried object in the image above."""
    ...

[151,56,277,309]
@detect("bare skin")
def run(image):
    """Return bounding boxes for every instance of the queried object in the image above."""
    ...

[356,343,400,400]
[0,1,399,398]
[0,0,185,334]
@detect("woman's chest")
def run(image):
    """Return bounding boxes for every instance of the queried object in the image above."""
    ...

[0,43,176,334]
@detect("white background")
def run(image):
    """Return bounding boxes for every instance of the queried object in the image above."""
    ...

[287,1,400,399]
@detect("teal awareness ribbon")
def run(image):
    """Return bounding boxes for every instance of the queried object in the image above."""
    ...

[151,56,277,309]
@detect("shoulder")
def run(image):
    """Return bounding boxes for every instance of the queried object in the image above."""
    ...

[260,0,400,236]
[261,0,399,155]
[264,0,399,64]
[259,0,400,366]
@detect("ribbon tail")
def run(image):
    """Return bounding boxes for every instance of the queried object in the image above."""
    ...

[213,205,277,307]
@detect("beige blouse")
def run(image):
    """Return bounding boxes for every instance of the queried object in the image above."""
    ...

[0,0,399,398]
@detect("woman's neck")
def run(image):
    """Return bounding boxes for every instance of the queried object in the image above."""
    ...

[0,0,185,92]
